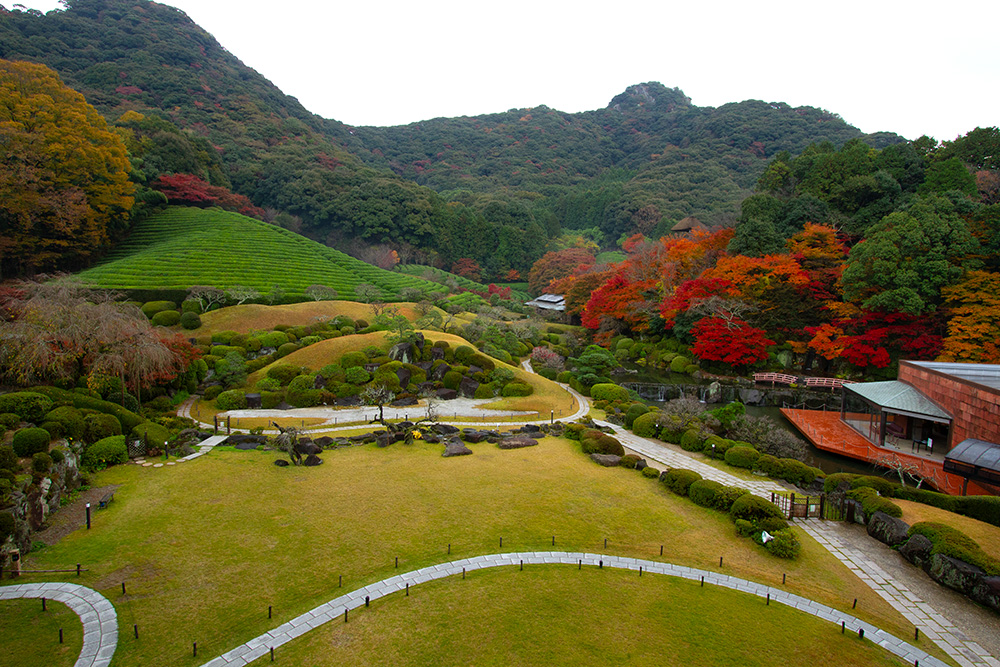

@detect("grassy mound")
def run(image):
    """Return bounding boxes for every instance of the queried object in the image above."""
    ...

[198,301,429,335]
[74,207,448,300]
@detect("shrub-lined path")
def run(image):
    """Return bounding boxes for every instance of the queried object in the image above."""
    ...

[197,552,949,667]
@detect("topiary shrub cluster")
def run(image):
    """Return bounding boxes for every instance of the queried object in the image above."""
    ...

[589,383,629,402]
[689,479,725,508]
[0,391,54,423]
[907,522,1000,576]
[151,310,181,326]
[679,429,705,452]
[82,435,128,471]
[44,406,85,440]
[847,487,903,519]
[216,390,248,411]
[84,413,122,443]
[729,494,785,523]
[764,529,802,559]
[724,445,760,469]
[754,455,822,487]
[180,311,202,329]
[32,451,53,473]
[500,382,533,397]
[631,411,663,438]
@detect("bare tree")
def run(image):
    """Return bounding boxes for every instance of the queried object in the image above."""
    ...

[874,452,926,488]
[355,283,388,316]
[689,295,759,329]
[268,285,285,305]
[305,284,338,302]
[188,285,226,312]
[271,422,304,465]
[0,281,187,389]
[361,383,396,423]
[226,285,260,306]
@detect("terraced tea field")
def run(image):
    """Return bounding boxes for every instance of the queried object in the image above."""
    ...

[395,264,530,302]
[75,207,450,300]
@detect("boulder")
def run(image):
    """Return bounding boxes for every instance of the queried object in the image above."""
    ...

[634,458,648,470]
[430,346,445,360]
[349,433,376,444]
[443,440,473,457]
[294,439,322,456]
[430,363,451,382]
[273,459,290,467]
[434,424,460,435]
[374,432,391,448]
[314,436,335,448]
[313,375,326,389]
[484,431,502,443]
[335,396,362,407]
[459,377,480,398]
[738,388,765,405]
[435,388,458,400]
[391,396,419,407]
[498,436,538,450]
[468,365,483,375]
[396,367,411,388]
[463,430,488,443]
[591,453,622,467]
[971,576,1000,613]
[704,381,723,404]
[234,441,259,450]
[866,511,910,547]
[274,402,294,410]
[389,341,416,364]
[929,554,985,596]
[303,454,323,466]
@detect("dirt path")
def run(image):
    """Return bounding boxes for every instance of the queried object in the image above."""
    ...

[32,485,120,548]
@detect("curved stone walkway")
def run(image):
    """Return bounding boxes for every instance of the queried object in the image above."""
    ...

[199,552,948,667]
[0,582,117,667]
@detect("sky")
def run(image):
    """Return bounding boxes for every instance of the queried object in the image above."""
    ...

[13,0,1000,141]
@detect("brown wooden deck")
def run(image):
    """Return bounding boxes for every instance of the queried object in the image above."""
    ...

[781,408,987,496]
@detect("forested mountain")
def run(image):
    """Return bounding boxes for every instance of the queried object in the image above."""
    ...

[1,0,901,280]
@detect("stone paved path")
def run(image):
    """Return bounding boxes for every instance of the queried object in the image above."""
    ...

[796,520,1000,667]
[0,582,117,667]
[198,552,949,667]
[594,419,788,501]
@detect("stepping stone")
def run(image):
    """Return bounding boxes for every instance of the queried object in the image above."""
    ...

[142,463,153,467]
[167,462,176,466]
[153,463,164,468]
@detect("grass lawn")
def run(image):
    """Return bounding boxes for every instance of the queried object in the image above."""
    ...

[9,438,947,666]
[0,599,82,666]
[198,301,427,336]
[897,499,1000,560]
[246,567,911,667]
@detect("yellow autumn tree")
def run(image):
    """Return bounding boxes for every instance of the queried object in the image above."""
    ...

[0,60,134,278]
[939,270,1000,363]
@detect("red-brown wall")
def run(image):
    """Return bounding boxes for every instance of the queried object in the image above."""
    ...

[898,362,1000,450]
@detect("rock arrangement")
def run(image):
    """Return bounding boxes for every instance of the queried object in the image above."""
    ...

[865,510,1000,613]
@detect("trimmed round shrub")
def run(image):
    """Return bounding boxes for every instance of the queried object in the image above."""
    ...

[40,420,64,439]
[13,427,50,457]
[32,451,53,473]
[500,382,533,397]
[151,309,181,326]
[45,406,85,440]
[823,472,857,493]
[255,377,282,392]
[474,383,496,399]
[84,413,122,443]
[344,366,371,385]
[141,300,176,318]
[679,429,705,452]
[669,356,689,373]
[49,447,65,464]
[725,445,760,469]
[180,311,202,330]
[276,342,300,358]
[216,390,248,411]
[261,390,285,409]
[641,466,659,479]
[735,519,756,538]
[729,494,785,523]
[317,364,347,385]
[454,345,476,364]
[623,403,649,429]
[755,453,779,476]
[256,331,291,348]
[757,516,790,533]
[0,413,19,430]
[590,383,629,402]
[713,486,750,512]
[620,454,642,469]
[765,529,802,559]
[631,411,662,438]
[340,351,369,369]
[556,371,573,383]
[132,421,171,446]
[287,375,322,408]
[661,468,703,496]
[82,435,127,471]
[850,475,898,497]
[181,299,202,314]
[580,429,625,457]
[442,371,462,391]
[266,364,303,385]
[203,385,224,401]
[0,392,54,423]
[689,479,725,508]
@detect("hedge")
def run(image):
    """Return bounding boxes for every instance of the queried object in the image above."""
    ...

[661,469,702,496]
[908,522,1000,576]
[847,487,903,518]
[29,387,143,432]
[729,494,784,523]
[0,392,54,423]
[590,383,629,402]
[689,479,725,508]
[13,427,50,457]
[724,445,760,469]
[82,435,128,471]
[957,496,1000,527]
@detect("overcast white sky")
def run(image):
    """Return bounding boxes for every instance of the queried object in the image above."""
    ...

[15,0,1000,141]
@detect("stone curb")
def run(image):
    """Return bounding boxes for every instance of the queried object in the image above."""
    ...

[197,552,949,667]
[0,582,117,667]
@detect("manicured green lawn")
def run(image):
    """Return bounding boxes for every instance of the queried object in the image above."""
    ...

[0,599,81,666]
[9,437,946,666]
[247,567,911,667]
